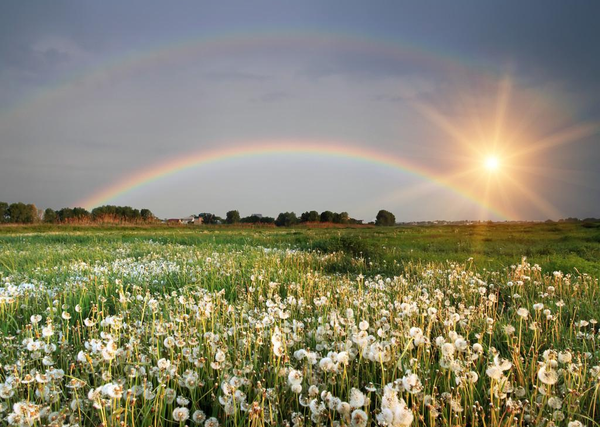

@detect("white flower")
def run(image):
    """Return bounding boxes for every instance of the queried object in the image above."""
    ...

[378,384,414,426]
[548,396,562,409]
[319,357,336,372]
[0,383,14,399]
[88,387,102,401]
[173,407,189,422]
[288,369,303,387]
[102,383,123,399]
[558,351,572,364]
[377,408,394,425]
[486,366,503,380]
[538,364,559,385]
[157,358,171,370]
[336,351,350,365]
[271,327,285,357]
[441,343,455,357]
[517,308,529,319]
[349,388,365,408]
[402,373,422,394]
[214,349,226,363]
[409,327,422,337]
[454,338,468,351]
[192,409,206,424]
[350,409,368,427]
[204,416,220,427]
[42,325,54,337]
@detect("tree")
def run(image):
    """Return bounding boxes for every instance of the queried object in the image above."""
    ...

[198,213,221,225]
[333,212,350,224]
[375,210,396,226]
[301,211,320,222]
[55,207,90,223]
[0,202,7,223]
[275,212,298,227]
[241,215,261,224]
[140,209,155,221]
[7,202,37,223]
[56,208,74,222]
[320,210,334,223]
[226,210,240,224]
[72,207,91,221]
[43,208,57,223]
[241,215,275,225]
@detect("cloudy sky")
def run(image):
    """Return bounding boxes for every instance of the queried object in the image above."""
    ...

[1,1,599,221]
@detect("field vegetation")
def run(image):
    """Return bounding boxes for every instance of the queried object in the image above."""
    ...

[0,223,599,426]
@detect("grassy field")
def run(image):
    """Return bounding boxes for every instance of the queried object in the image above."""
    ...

[0,223,599,426]
[2,221,600,276]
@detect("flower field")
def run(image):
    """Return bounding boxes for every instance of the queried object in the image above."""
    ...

[0,226,599,426]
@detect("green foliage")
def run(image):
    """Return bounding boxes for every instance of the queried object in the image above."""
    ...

[225,210,241,224]
[43,208,57,223]
[7,202,37,223]
[240,215,275,224]
[140,208,154,221]
[300,210,320,222]
[198,212,222,224]
[333,211,350,224]
[56,206,90,223]
[375,209,396,226]
[91,205,149,222]
[0,201,8,223]
[275,211,298,227]
[320,210,334,222]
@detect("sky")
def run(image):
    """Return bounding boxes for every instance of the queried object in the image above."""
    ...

[0,1,599,221]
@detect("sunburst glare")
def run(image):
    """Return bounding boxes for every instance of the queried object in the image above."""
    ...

[484,156,500,171]
[410,75,597,220]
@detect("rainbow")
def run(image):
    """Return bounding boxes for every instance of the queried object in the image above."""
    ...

[2,29,521,120]
[76,140,513,220]
[2,29,568,220]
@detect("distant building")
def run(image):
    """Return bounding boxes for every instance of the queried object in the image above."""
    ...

[251,214,263,218]
[181,215,195,224]
[166,215,204,225]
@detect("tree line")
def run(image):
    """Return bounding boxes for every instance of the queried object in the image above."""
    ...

[0,200,397,226]
[0,202,156,224]
[211,209,396,226]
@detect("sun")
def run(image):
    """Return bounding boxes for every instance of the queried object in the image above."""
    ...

[484,156,500,171]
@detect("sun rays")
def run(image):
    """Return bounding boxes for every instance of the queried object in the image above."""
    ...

[407,75,599,220]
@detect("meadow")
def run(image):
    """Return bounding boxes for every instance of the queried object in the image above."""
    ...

[0,222,599,427]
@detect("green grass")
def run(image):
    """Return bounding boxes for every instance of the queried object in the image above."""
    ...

[0,222,599,426]
[2,222,599,277]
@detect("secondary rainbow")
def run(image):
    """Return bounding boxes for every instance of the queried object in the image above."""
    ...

[1,29,554,121]
[76,140,513,220]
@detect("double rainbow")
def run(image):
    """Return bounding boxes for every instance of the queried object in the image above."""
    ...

[4,29,555,220]
[76,140,513,220]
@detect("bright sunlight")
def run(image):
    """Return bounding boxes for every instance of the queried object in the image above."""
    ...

[484,155,500,171]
